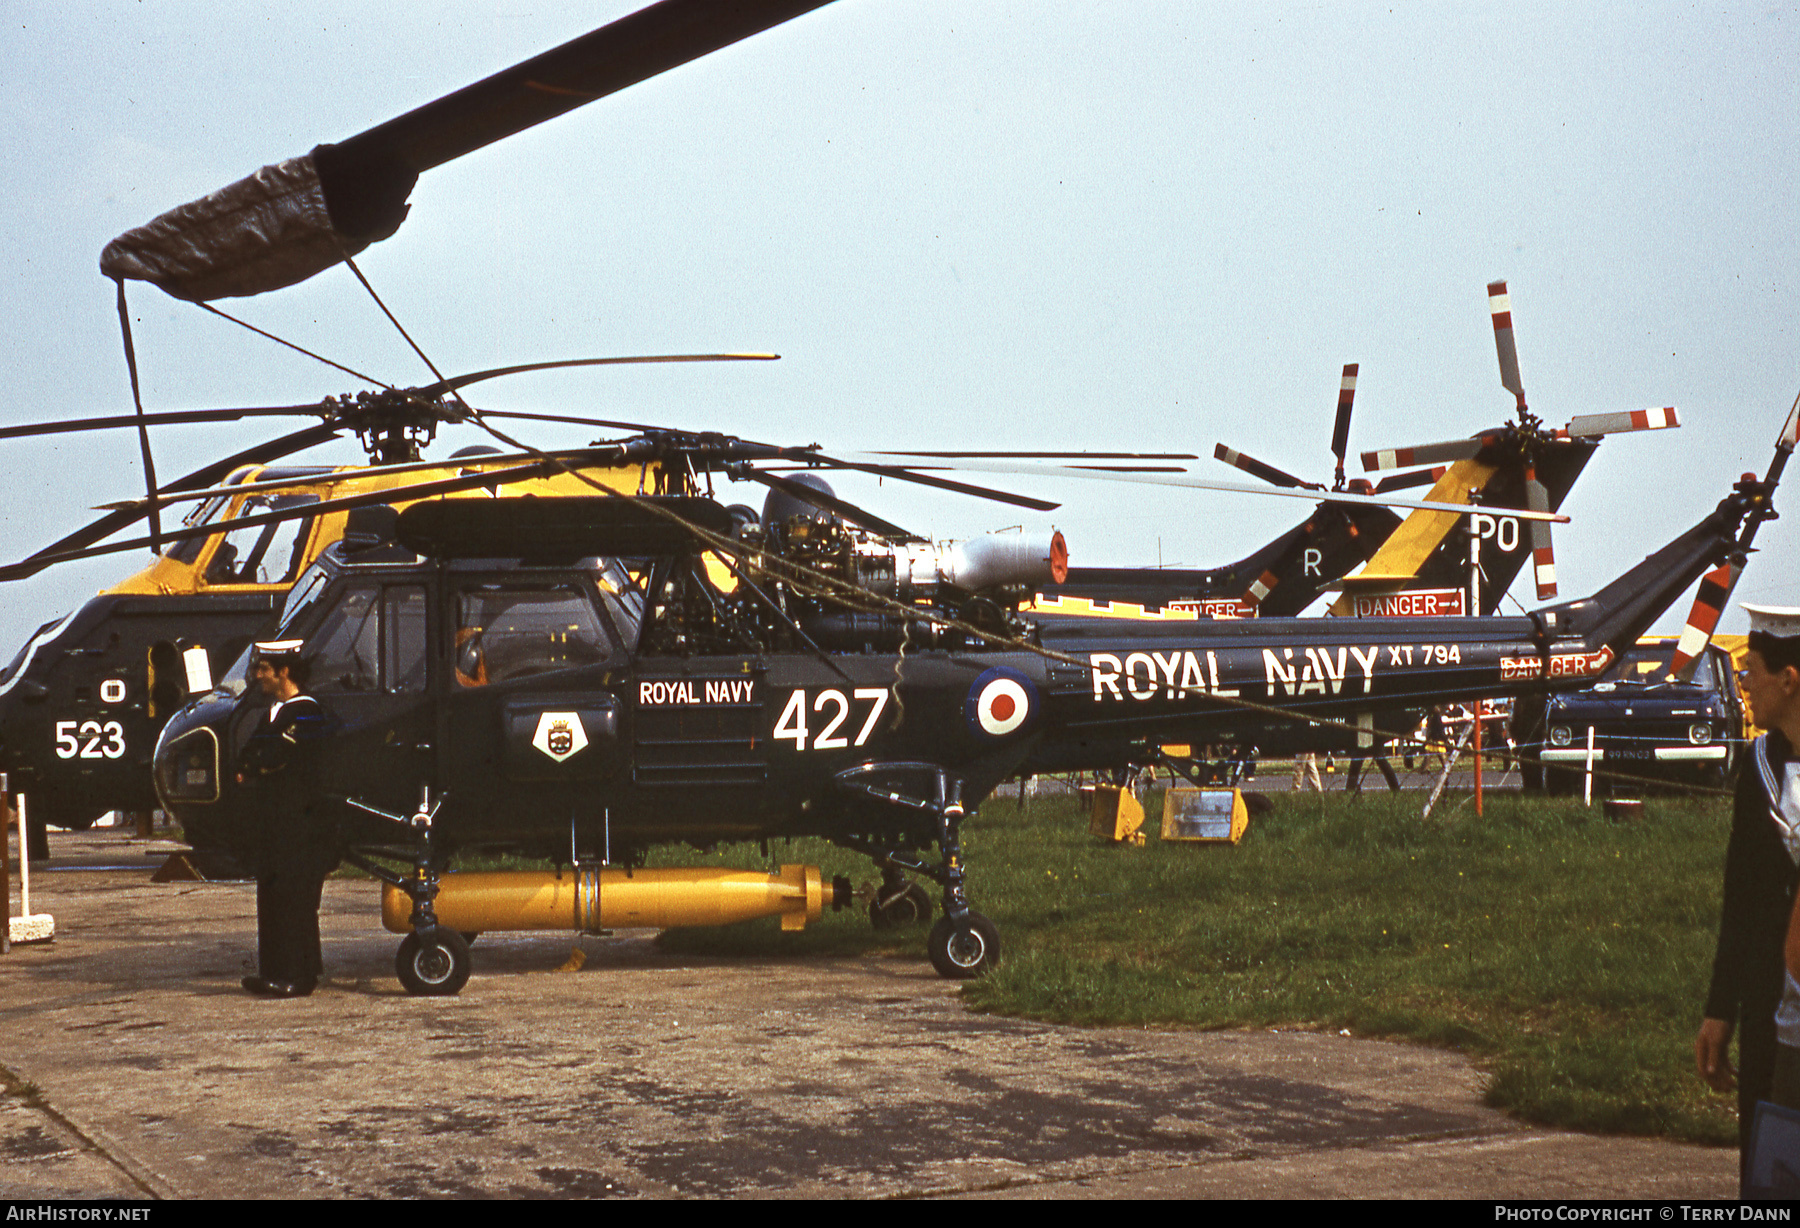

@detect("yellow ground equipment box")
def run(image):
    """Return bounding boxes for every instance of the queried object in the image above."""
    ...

[1161,788,1250,844]
[1088,785,1147,846]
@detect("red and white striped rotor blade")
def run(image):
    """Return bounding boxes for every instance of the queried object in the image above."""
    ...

[1669,562,1741,680]
[1361,436,1489,472]
[1525,467,1556,599]
[1488,280,1526,412]
[1214,443,1318,489]
[1562,407,1680,437]
[1241,567,1281,610]
[1372,466,1448,493]
[1331,363,1357,487]
[1777,387,1799,450]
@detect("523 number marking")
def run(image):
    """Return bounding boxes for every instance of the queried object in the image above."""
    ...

[55,719,125,760]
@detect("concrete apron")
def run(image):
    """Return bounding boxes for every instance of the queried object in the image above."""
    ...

[0,830,1734,1200]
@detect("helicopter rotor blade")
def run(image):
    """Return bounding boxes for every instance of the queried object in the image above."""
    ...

[329,2,836,187]
[1372,466,1447,494]
[0,404,331,442]
[1525,466,1557,599]
[1331,363,1357,489]
[1241,565,1284,612]
[88,445,645,512]
[102,1,839,301]
[1213,444,1320,490]
[737,471,922,541]
[1488,280,1527,415]
[2,421,345,580]
[1360,435,1493,472]
[415,352,779,399]
[1561,408,1681,438]
[1667,563,1740,681]
[1,353,784,442]
[481,409,681,435]
[0,458,581,581]
[867,450,1198,461]
[1668,391,1799,677]
[840,452,1570,522]
[785,453,1062,512]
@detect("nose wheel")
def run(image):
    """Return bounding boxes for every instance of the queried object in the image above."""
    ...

[834,765,1003,980]
[396,927,471,996]
[927,912,999,979]
[925,775,999,978]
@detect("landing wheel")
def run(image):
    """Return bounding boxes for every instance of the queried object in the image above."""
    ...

[927,912,999,979]
[396,928,471,997]
[870,881,932,930]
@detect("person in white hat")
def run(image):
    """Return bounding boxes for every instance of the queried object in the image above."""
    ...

[234,639,336,998]
[1695,604,1800,1186]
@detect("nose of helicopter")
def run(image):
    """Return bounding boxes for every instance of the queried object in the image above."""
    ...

[152,691,245,848]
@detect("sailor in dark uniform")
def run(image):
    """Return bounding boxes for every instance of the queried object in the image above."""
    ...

[1696,604,1800,1186]
[235,639,336,998]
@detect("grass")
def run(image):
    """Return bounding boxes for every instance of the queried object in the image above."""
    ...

[647,786,1739,1145]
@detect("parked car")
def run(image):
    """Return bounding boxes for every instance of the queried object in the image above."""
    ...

[1515,637,1745,793]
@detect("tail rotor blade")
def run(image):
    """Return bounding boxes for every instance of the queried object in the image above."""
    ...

[1214,443,1319,489]
[1331,363,1357,489]
[1669,389,1797,678]
[1241,567,1281,611]
[1488,280,1526,413]
[1563,408,1681,437]
[1669,563,1738,679]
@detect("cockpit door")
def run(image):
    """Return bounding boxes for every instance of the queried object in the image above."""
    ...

[300,583,432,804]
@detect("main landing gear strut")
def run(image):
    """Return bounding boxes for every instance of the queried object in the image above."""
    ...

[837,766,1000,979]
[343,787,471,997]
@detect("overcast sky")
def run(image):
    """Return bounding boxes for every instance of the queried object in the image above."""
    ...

[1,1,1795,653]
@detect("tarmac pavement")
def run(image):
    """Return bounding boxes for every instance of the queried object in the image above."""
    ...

[0,827,1737,1200]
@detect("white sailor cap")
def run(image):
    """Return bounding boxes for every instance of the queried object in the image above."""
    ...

[1743,604,1800,641]
[251,639,306,660]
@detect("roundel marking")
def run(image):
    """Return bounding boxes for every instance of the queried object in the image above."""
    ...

[966,668,1038,741]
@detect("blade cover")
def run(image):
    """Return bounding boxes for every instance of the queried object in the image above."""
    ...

[98,0,837,301]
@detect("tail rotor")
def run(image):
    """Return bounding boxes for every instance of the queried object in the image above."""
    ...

[1667,392,1799,677]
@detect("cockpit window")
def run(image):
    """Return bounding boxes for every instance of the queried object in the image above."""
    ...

[277,566,332,637]
[594,559,646,647]
[203,494,320,585]
[166,493,232,565]
[455,584,613,686]
[309,587,381,693]
[305,585,428,695]
[220,643,254,697]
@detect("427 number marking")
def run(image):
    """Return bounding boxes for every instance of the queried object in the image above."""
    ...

[773,688,890,751]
